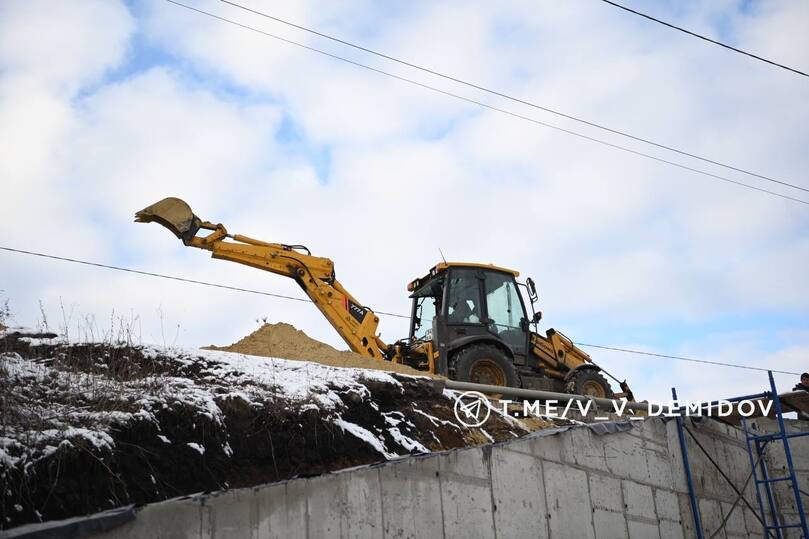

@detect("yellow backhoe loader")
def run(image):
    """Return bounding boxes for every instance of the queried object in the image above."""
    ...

[136,197,633,399]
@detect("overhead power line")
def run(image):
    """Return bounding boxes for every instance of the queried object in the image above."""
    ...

[0,246,408,318]
[0,247,327,305]
[219,0,809,195]
[164,1,809,206]
[576,343,799,376]
[599,0,809,79]
[1,245,800,375]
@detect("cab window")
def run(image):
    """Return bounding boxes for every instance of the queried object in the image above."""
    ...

[412,297,436,340]
[484,272,527,353]
[447,269,482,324]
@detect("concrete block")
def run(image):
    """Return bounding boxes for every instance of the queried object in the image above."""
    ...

[653,489,680,522]
[301,474,339,539]
[521,430,564,462]
[593,509,627,539]
[753,418,809,466]
[666,420,740,500]
[589,473,623,512]
[742,506,765,539]
[717,442,754,490]
[634,418,669,445]
[658,520,684,539]
[95,496,205,539]
[719,501,747,537]
[259,480,307,539]
[677,494,699,537]
[341,469,384,539]
[785,527,804,539]
[306,468,383,539]
[622,481,655,518]
[797,471,809,493]
[440,445,491,479]
[602,432,650,484]
[665,421,687,493]
[770,480,800,516]
[378,456,444,539]
[200,504,213,539]
[779,513,806,539]
[644,447,674,489]
[764,446,788,472]
[562,427,607,470]
[490,446,548,539]
[627,519,660,539]
[204,489,258,539]
[543,461,595,539]
[698,498,725,539]
[438,450,495,539]
[685,433,725,500]
[786,435,809,468]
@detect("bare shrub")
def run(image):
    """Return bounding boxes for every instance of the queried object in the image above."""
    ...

[0,291,11,330]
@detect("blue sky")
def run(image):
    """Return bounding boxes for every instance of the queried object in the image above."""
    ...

[1,0,808,402]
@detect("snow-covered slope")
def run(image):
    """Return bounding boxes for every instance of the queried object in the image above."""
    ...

[0,328,535,529]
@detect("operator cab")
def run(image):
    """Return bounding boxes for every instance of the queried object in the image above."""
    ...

[408,262,532,376]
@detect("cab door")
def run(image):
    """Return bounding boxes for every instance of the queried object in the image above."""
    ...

[482,271,529,361]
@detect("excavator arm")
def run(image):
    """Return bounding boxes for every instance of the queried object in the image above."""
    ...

[135,197,390,359]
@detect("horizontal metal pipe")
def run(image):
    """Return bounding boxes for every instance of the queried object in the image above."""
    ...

[443,379,650,412]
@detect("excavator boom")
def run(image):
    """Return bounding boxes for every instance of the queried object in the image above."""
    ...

[135,198,389,359]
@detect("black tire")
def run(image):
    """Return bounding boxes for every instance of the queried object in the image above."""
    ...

[452,344,519,388]
[565,369,614,398]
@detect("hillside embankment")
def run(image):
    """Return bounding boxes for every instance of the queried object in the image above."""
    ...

[0,324,562,530]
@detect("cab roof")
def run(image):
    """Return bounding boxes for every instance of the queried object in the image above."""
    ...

[407,262,519,292]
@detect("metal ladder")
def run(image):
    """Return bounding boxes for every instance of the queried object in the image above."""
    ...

[742,372,808,538]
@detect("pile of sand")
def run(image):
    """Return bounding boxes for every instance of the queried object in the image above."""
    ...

[206,322,433,377]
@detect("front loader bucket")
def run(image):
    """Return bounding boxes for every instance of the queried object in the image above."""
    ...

[135,197,201,242]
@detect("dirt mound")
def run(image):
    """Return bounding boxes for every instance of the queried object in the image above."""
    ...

[206,322,433,377]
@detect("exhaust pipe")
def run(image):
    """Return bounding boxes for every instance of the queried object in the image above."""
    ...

[135,197,202,243]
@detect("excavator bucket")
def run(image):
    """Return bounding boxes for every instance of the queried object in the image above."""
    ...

[134,197,201,242]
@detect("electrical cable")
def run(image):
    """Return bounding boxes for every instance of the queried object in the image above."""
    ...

[163,1,809,206]
[219,0,809,195]
[574,343,799,375]
[599,0,809,79]
[2,245,800,375]
[0,246,408,319]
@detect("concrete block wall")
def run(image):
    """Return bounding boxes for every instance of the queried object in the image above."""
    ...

[98,418,807,539]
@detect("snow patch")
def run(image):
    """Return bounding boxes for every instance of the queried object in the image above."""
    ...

[334,418,398,460]
[386,427,429,454]
[186,443,205,455]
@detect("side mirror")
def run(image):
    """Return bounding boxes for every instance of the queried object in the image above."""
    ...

[526,277,538,303]
[532,311,543,324]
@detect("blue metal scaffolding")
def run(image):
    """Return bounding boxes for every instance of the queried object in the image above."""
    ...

[673,371,808,538]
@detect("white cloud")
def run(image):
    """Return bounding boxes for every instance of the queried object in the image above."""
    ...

[0,0,134,93]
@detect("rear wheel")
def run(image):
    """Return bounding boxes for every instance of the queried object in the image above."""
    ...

[452,344,519,388]
[565,369,613,398]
